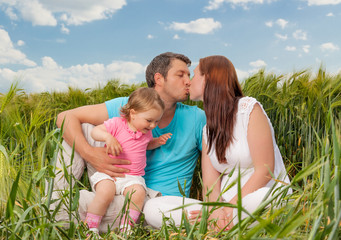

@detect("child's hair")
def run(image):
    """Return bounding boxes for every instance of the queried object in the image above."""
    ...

[120,87,165,121]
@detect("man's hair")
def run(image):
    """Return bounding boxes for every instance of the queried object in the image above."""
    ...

[120,87,165,121]
[145,52,191,88]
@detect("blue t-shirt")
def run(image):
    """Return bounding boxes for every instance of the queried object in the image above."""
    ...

[105,97,206,197]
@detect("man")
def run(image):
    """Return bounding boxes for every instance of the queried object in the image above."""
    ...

[54,52,206,232]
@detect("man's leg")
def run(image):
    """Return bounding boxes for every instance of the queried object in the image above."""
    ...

[49,123,102,222]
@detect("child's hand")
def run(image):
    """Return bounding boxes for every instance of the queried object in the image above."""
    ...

[105,136,123,156]
[158,133,172,145]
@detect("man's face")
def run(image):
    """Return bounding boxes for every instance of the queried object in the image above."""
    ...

[162,59,191,102]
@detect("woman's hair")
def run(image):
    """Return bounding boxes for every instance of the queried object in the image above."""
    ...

[145,52,191,88]
[201,56,243,164]
[120,87,165,121]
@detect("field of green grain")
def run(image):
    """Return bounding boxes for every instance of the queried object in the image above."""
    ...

[0,69,340,239]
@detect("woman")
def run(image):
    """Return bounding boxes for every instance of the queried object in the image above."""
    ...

[144,55,291,230]
[191,55,291,229]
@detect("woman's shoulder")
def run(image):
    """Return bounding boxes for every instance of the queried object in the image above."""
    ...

[238,96,259,114]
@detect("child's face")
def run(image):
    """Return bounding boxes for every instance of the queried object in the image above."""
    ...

[130,107,163,134]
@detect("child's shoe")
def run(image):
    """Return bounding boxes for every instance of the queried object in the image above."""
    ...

[87,228,102,239]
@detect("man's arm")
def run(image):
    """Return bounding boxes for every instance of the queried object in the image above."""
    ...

[56,103,130,177]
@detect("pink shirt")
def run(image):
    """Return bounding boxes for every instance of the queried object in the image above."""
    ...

[104,117,153,176]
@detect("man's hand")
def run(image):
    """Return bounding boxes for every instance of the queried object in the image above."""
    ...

[84,146,130,178]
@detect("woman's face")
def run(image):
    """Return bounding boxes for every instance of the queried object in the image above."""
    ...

[189,65,205,101]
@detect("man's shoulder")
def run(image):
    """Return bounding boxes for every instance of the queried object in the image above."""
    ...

[105,97,129,118]
[105,96,129,105]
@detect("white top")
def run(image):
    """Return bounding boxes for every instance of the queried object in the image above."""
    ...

[203,96,290,185]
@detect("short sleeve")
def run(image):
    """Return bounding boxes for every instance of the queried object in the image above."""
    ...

[238,97,258,130]
[103,117,120,136]
[105,97,129,119]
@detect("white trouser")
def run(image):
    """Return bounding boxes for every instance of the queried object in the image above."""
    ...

[144,168,286,228]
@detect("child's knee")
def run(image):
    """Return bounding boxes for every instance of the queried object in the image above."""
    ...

[124,184,145,197]
[95,180,116,202]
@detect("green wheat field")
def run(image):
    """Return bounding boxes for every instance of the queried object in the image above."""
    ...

[0,68,340,239]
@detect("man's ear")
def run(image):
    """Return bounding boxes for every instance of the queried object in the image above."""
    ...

[154,73,164,87]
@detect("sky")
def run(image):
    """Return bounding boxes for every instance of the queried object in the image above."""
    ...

[0,0,340,93]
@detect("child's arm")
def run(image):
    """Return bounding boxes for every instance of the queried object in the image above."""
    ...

[147,133,172,150]
[91,124,123,156]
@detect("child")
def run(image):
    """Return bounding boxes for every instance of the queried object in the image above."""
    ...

[85,87,171,234]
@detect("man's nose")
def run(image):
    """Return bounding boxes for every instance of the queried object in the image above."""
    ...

[185,75,191,85]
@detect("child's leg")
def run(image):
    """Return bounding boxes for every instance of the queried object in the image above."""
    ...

[121,184,146,227]
[86,179,116,229]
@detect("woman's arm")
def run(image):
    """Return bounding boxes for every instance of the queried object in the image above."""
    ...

[201,139,231,230]
[228,103,275,205]
[202,140,221,202]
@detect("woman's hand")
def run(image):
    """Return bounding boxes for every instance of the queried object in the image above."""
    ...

[188,207,233,231]
[208,207,233,231]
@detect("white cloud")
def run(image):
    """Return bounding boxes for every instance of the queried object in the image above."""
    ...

[275,33,288,41]
[276,18,288,29]
[265,21,273,27]
[302,45,310,53]
[4,6,18,20]
[265,18,288,28]
[285,46,296,51]
[147,34,154,39]
[293,30,307,40]
[326,12,334,16]
[236,68,249,81]
[173,34,180,40]
[0,56,145,93]
[17,40,25,46]
[204,0,276,10]
[1,0,58,26]
[0,0,127,26]
[320,42,339,52]
[305,0,341,6]
[61,24,70,34]
[249,59,267,68]
[169,18,222,34]
[0,28,36,66]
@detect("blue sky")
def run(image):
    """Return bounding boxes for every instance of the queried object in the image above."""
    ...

[0,0,340,93]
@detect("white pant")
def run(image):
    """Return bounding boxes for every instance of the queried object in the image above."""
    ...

[143,189,271,229]
[144,169,288,228]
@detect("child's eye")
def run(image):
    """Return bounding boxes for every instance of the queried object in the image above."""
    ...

[147,120,152,123]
